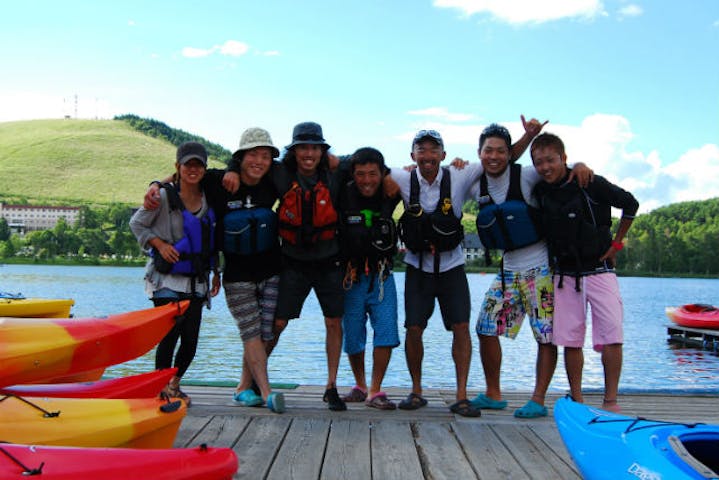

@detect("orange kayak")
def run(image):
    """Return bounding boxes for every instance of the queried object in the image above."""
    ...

[0,443,238,480]
[0,368,177,398]
[0,395,186,448]
[0,301,188,388]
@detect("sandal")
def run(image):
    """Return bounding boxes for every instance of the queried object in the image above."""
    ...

[342,386,368,403]
[513,400,548,419]
[365,392,396,410]
[450,399,481,418]
[469,393,507,410]
[323,387,347,411]
[233,389,263,407]
[398,392,427,410]
[267,392,286,413]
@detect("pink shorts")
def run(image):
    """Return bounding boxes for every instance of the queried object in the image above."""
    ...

[552,273,623,352]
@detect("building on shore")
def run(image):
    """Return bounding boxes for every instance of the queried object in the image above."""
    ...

[0,203,80,234]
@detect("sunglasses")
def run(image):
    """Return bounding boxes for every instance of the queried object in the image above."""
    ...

[414,129,443,142]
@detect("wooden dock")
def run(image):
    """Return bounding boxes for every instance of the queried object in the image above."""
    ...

[667,324,719,353]
[174,385,719,479]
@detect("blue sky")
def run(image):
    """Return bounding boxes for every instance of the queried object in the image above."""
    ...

[1,0,717,212]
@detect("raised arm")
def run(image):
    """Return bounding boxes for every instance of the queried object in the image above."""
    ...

[510,115,549,162]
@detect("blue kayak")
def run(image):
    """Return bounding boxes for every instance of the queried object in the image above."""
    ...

[554,396,719,480]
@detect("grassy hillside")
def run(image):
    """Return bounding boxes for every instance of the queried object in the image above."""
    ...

[0,119,226,206]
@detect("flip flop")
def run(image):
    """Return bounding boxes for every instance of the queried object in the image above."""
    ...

[365,392,396,410]
[267,392,286,413]
[470,393,507,410]
[233,389,263,407]
[398,392,427,410]
[513,400,548,418]
[450,399,481,418]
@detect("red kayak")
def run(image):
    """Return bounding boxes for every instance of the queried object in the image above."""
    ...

[0,368,177,398]
[0,443,238,479]
[665,304,719,329]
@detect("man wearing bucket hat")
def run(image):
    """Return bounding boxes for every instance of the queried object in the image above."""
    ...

[224,121,349,411]
[144,128,287,413]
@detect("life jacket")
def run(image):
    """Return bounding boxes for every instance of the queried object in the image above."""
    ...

[223,192,279,256]
[397,168,463,273]
[475,164,543,262]
[539,180,608,291]
[151,184,216,279]
[277,172,338,248]
[340,185,398,272]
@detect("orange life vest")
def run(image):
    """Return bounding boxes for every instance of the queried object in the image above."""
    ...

[278,179,338,247]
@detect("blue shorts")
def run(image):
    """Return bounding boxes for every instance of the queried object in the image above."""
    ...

[342,272,400,355]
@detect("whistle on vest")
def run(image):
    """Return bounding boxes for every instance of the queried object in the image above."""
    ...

[441,198,453,215]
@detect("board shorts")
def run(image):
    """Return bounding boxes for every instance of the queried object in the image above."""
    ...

[224,275,279,342]
[404,264,470,331]
[476,264,553,343]
[275,258,344,320]
[551,272,623,352]
[342,272,400,356]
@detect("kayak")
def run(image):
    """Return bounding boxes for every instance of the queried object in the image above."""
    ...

[666,304,719,329]
[554,396,719,480]
[0,395,187,448]
[0,443,238,480]
[0,301,187,388]
[33,367,106,384]
[0,368,177,398]
[0,297,74,318]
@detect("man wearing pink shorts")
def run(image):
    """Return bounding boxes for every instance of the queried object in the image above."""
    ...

[531,133,638,413]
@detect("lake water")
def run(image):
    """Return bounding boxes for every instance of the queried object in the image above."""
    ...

[3,264,719,393]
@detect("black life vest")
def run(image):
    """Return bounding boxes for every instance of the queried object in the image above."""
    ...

[476,164,543,256]
[398,168,464,254]
[151,183,216,278]
[223,190,279,255]
[339,185,397,269]
[277,172,338,248]
[538,180,609,290]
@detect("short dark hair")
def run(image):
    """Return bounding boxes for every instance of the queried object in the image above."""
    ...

[350,147,385,173]
[530,132,566,157]
[479,123,511,151]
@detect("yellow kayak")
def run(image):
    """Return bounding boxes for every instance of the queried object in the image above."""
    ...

[0,297,74,318]
[0,395,187,448]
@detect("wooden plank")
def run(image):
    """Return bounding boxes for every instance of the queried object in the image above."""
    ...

[174,415,212,447]
[529,423,579,477]
[453,422,531,479]
[187,414,250,448]
[371,421,424,479]
[414,422,478,479]
[320,419,371,480]
[267,417,330,480]
[233,416,292,480]
[520,424,581,479]
[492,424,577,479]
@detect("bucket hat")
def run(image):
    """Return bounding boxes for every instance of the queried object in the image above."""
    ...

[285,122,330,150]
[234,127,280,158]
[176,141,208,166]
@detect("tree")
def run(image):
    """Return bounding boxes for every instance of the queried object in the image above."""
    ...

[0,217,10,241]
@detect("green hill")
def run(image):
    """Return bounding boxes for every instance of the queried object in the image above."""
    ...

[0,119,227,206]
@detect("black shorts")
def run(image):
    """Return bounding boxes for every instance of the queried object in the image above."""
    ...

[404,264,470,331]
[275,258,345,320]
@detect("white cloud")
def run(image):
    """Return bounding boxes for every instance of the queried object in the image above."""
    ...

[128,20,136,27]
[618,4,643,19]
[713,19,719,28]
[408,107,476,122]
[182,40,250,59]
[433,0,607,24]
[261,50,280,56]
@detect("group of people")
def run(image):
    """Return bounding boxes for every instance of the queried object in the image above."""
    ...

[129,116,638,418]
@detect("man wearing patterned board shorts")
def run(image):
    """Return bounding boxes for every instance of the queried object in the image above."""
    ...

[471,123,593,418]
[531,132,638,413]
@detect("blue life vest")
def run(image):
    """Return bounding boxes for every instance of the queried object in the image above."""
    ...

[475,164,542,253]
[151,184,216,277]
[223,205,278,255]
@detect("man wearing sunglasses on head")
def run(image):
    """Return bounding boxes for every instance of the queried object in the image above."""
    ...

[390,116,544,417]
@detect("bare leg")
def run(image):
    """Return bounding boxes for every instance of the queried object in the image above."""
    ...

[325,316,342,389]
[369,346,392,397]
[451,323,472,401]
[404,325,424,395]
[531,343,558,406]
[601,343,623,409]
[237,337,271,400]
[265,318,288,356]
[564,346,584,403]
[347,350,368,392]
[478,334,503,400]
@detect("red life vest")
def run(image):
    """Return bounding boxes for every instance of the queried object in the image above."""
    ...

[278,178,338,247]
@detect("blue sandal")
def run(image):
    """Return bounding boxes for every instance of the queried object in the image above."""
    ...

[469,393,507,410]
[233,389,263,407]
[267,392,285,413]
[513,400,548,418]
